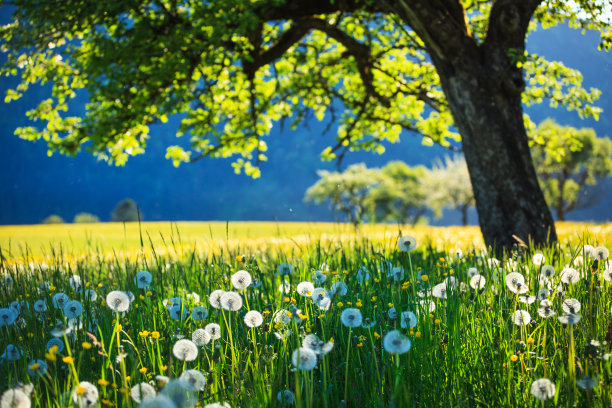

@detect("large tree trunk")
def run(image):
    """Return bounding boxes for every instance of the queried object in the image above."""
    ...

[431,50,557,251]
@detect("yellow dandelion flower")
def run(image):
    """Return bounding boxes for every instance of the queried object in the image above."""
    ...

[428,313,434,319]
[119,388,129,395]
[45,353,56,362]
[82,342,92,350]
[160,365,168,372]
[146,291,153,297]
[139,367,147,374]
[75,385,86,395]
[62,356,74,364]
[421,275,429,282]
[371,296,377,302]
[527,337,535,345]
[510,355,518,362]
[29,362,41,370]
[449,269,454,275]
[99,378,112,386]
[337,302,344,308]
[151,331,160,339]
[357,342,363,348]
[388,303,393,308]
[374,332,381,339]
[415,332,422,338]
[356,301,362,307]
[434,319,441,325]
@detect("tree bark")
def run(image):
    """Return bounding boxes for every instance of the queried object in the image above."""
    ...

[460,205,468,227]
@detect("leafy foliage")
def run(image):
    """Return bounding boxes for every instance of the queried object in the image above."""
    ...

[41,214,65,224]
[530,119,612,220]
[73,212,100,223]
[111,198,140,222]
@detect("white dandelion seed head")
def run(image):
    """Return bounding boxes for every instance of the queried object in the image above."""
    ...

[187,292,200,304]
[573,256,584,268]
[388,307,397,319]
[277,263,293,276]
[244,310,264,328]
[432,283,448,299]
[139,395,177,408]
[594,246,609,261]
[389,266,405,281]
[291,347,317,370]
[453,248,463,258]
[231,270,252,290]
[2,344,22,361]
[191,306,208,321]
[135,271,153,289]
[278,281,291,294]
[361,317,376,328]
[161,379,198,408]
[297,281,315,297]
[249,278,262,288]
[203,403,231,408]
[220,292,242,312]
[400,311,418,329]
[488,258,500,268]
[444,276,458,289]
[398,235,417,252]
[467,267,479,278]
[130,382,156,403]
[470,274,486,290]
[311,270,327,284]
[540,265,555,278]
[558,313,582,325]
[603,267,612,282]
[63,300,83,319]
[583,245,595,258]
[562,298,582,314]
[311,288,330,308]
[209,290,225,309]
[106,291,130,312]
[84,289,98,302]
[27,359,48,377]
[277,389,295,405]
[274,329,291,340]
[71,381,98,408]
[340,308,362,328]
[512,310,531,326]
[330,282,348,297]
[379,261,393,275]
[204,323,221,340]
[1,389,30,408]
[9,300,27,315]
[505,272,528,294]
[537,303,556,319]
[505,259,517,272]
[0,308,17,326]
[191,328,211,346]
[46,338,64,353]
[576,376,599,389]
[530,378,555,400]
[532,253,545,266]
[33,300,47,313]
[273,309,292,325]
[302,334,333,355]
[383,330,411,354]
[169,304,189,321]
[164,297,182,311]
[180,369,207,391]
[172,339,198,361]
[52,293,70,309]
[560,267,580,285]
[518,295,536,305]
[355,266,370,284]
[69,275,83,291]
[537,289,550,301]
[419,299,436,313]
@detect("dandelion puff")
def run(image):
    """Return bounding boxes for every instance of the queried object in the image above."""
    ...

[1,389,30,408]
[172,339,198,361]
[278,281,291,294]
[398,235,417,252]
[191,329,211,346]
[540,265,555,278]
[69,275,82,291]
[277,390,295,405]
[562,298,582,314]
[383,330,411,354]
[278,263,293,276]
[512,310,531,326]
[83,289,98,302]
[340,308,362,328]
[169,304,189,321]
[537,289,550,301]
[379,261,393,275]
[311,288,330,308]
[537,302,556,319]
[0,308,17,326]
[330,282,348,297]
[63,300,83,319]
[356,266,370,284]
[52,293,70,309]
[583,244,595,258]
[470,274,486,290]
[231,270,252,290]
[274,310,292,325]
[388,307,397,320]
[33,300,47,313]
[505,272,528,294]
[576,376,599,389]
[27,360,48,377]
[164,297,182,311]
[180,369,207,391]
[220,292,242,312]
[188,306,207,321]
[1,344,21,361]
[530,378,555,400]
[209,290,225,309]
[134,271,153,289]
[532,253,545,266]
[603,267,612,282]
[106,291,130,312]
[274,329,291,340]
[205,323,221,340]
[361,317,376,329]
[204,403,231,408]
[467,267,479,278]
[162,379,198,408]
[558,313,582,325]
[10,300,27,315]
[243,310,263,328]
[432,283,448,299]
[46,338,64,353]
[400,311,418,329]
[302,334,333,355]
[130,382,156,403]
[71,381,98,408]
[311,270,327,284]
[297,281,314,297]
[560,267,580,284]
[594,246,609,261]
[139,395,176,408]
[291,347,317,370]
[186,293,200,304]
[419,299,436,313]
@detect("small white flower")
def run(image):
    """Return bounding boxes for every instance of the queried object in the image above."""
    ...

[291,347,317,370]
[243,310,263,328]
[297,281,315,297]
[106,291,130,313]
[209,290,225,309]
[398,235,417,252]
[383,330,411,354]
[172,339,198,361]
[530,378,555,400]
[340,308,362,328]
[231,270,252,290]
[400,311,417,329]
[220,292,242,311]
[192,328,211,346]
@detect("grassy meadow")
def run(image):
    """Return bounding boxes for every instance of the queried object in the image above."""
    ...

[0,222,611,407]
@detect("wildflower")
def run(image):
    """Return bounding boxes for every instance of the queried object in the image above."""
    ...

[63,300,83,319]
[512,310,531,326]
[155,376,170,386]
[69,275,83,291]
[0,308,17,327]
[278,263,293,276]
[297,281,315,297]
[192,328,211,346]
[432,283,448,299]
[420,274,429,282]
[540,265,555,278]
[1,389,30,408]
[530,378,556,400]
[398,236,417,252]
[277,389,295,405]
[383,330,411,354]
[274,329,291,340]
[180,369,207,391]
[302,334,334,355]
[291,347,317,370]
[311,288,331,308]
[98,379,110,387]
[190,306,208,321]
[340,308,362,328]
[532,253,545,266]
[558,313,582,325]
[576,376,599,389]
[203,403,231,408]
[562,298,581,314]
[169,304,189,321]
[205,323,222,340]
[151,331,161,339]
[134,271,153,289]
[130,382,156,403]
[560,267,580,285]
[106,291,130,313]
[231,270,252,290]
[312,270,327,284]
[82,341,92,350]
[470,274,486,290]
[239,310,263,328]
[594,246,609,261]
[172,339,198,361]
[33,299,47,313]
[420,299,436,313]
[52,293,70,309]
[1,344,22,361]
[72,381,98,408]
[209,290,225,309]
[362,317,376,328]
[505,272,528,294]
[603,267,612,282]
[537,289,550,301]
[27,359,48,377]
[63,356,74,364]
[220,291,243,311]
[400,311,418,329]
[510,354,519,362]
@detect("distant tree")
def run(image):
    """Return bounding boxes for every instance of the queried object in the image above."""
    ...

[530,119,612,221]
[42,214,65,224]
[73,212,100,223]
[304,163,381,230]
[111,199,140,222]
[365,161,428,226]
[425,156,475,226]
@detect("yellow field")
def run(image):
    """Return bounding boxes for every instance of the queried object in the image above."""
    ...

[0,221,610,262]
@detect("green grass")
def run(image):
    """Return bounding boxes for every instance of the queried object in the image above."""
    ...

[0,224,611,407]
